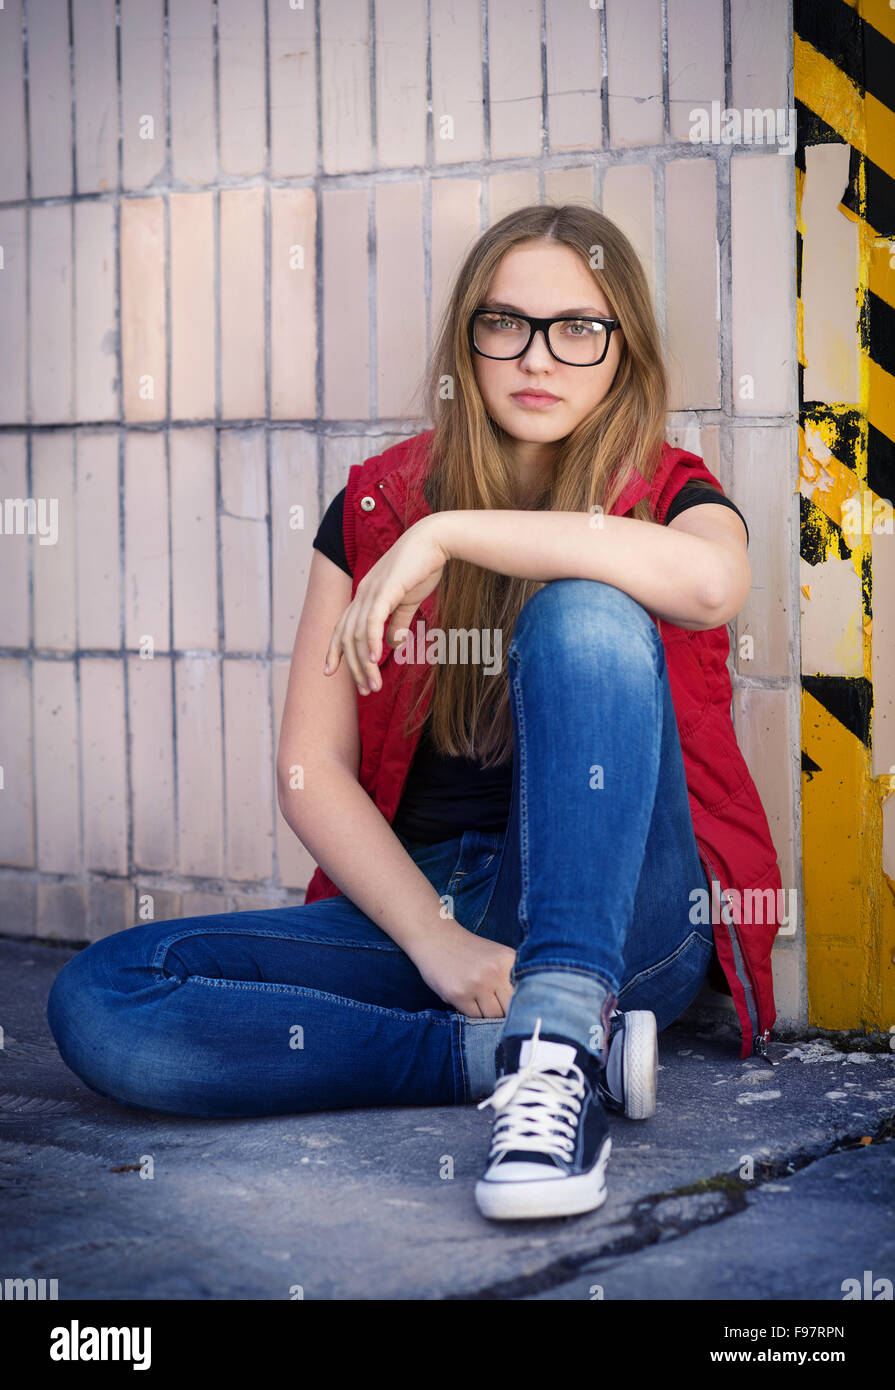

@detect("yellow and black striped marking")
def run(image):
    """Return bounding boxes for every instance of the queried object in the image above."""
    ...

[795,0,894,1029]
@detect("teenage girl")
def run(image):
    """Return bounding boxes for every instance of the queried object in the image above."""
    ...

[47,203,773,1224]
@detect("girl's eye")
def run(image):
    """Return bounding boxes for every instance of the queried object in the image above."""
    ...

[478,313,523,330]
[565,319,604,336]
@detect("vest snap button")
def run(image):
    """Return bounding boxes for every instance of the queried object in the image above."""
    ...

[360,495,376,512]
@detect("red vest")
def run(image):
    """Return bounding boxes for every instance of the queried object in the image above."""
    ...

[304,431,781,1059]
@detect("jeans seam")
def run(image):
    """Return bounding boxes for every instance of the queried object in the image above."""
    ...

[174,973,458,1022]
[149,925,402,979]
[455,1014,471,1104]
[508,643,530,938]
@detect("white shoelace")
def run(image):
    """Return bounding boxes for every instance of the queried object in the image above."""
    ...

[477,1019,586,1164]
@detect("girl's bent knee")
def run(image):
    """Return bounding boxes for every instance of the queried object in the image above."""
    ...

[515,578,657,648]
[511,579,660,679]
[46,938,190,1116]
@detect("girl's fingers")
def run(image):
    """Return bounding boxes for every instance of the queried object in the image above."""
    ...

[323,620,344,676]
[324,580,398,694]
[341,623,371,692]
[348,611,375,685]
[356,590,385,665]
[354,594,391,691]
[325,606,366,691]
[356,596,381,667]
[351,602,386,693]
[344,612,374,693]
[363,620,386,690]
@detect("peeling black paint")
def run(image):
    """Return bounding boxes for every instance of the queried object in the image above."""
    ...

[800,493,852,566]
[802,674,873,747]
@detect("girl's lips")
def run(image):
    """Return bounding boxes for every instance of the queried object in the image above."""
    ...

[511,391,561,407]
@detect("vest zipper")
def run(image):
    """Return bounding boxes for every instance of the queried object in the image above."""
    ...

[368,477,433,821]
[375,478,439,629]
[377,478,409,528]
[698,844,772,1061]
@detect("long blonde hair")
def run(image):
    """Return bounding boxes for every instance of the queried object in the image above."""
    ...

[406,202,669,766]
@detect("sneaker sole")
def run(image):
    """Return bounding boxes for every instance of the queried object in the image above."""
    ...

[623,1011,658,1120]
[474,1137,612,1221]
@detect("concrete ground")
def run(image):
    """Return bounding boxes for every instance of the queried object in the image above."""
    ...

[1,936,893,1302]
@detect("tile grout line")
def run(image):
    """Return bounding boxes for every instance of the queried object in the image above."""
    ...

[313,0,325,527]
[112,0,133,920]
[162,0,180,907]
[368,0,378,425]
[784,10,806,963]
[480,0,489,231]
[538,0,547,202]
[212,0,229,900]
[423,0,433,375]
[0,138,793,214]
[263,0,279,896]
[22,0,37,931]
[660,0,670,146]
[67,0,86,931]
[0,411,804,437]
[599,0,609,156]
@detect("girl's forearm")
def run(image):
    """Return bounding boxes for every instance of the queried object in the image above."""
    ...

[279,760,457,951]
[430,509,729,629]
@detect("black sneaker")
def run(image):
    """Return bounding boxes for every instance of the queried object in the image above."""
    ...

[596,1008,658,1120]
[474,1017,612,1221]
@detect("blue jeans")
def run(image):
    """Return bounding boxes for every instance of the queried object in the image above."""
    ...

[47,580,714,1118]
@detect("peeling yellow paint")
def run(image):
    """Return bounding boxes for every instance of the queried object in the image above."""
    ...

[802,692,894,1027]
[796,293,805,368]
[867,357,895,445]
[795,165,806,238]
[795,35,895,195]
[798,422,870,576]
[795,38,865,150]
[845,0,895,49]
[796,9,895,1033]
[869,237,895,313]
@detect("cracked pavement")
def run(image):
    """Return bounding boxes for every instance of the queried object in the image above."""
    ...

[1,936,893,1301]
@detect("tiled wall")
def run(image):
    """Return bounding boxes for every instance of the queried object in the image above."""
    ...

[0,3,802,1023]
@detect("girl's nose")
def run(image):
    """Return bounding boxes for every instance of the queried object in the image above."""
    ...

[520,328,554,368]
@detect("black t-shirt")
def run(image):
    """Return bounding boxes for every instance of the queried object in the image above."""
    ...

[312,480,749,845]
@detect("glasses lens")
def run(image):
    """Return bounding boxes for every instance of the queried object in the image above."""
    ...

[473,312,530,358]
[548,318,609,364]
[473,313,609,363]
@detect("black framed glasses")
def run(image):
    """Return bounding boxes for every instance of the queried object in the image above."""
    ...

[469,308,620,367]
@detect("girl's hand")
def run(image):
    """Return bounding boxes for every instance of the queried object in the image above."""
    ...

[323,515,448,694]
[409,917,516,1018]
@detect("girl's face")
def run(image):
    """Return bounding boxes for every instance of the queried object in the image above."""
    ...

[471,240,623,463]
